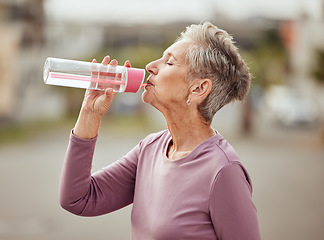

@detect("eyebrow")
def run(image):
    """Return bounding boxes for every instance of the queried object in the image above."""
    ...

[163,51,177,61]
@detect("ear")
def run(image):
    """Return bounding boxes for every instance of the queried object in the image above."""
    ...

[189,78,212,104]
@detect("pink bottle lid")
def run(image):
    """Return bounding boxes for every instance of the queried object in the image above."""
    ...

[125,67,146,93]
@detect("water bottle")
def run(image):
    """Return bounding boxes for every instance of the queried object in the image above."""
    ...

[43,57,146,93]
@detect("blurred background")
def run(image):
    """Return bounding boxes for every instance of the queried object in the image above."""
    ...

[0,0,324,239]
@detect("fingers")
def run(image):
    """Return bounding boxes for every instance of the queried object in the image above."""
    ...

[101,56,129,67]
[90,56,126,92]
[124,60,131,68]
[101,55,117,67]
[101,56,110,65]
[109,59,118,67]
[97,56,118,91]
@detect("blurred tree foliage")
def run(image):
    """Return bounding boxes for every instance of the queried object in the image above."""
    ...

[89,40,174,70]
[242,28,289,89]
[311,48,324,84]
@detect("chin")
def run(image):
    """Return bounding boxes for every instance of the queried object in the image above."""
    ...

[142,91,159,112]
[141,91,152,105]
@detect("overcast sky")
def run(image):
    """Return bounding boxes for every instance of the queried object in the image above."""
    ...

[45,0,323,24]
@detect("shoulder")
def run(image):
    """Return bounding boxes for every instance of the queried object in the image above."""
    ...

[195,134,253,191]
[214,162,252,189]
[209,162,254,218]
[210,134,241,164]
[194,133,241,172]
[206,135,252,190]
[139,129,170,148]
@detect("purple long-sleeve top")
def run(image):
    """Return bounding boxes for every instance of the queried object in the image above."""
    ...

[60,129,261,240]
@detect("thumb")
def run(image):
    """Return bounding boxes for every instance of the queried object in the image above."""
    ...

[98,88,115,113]
[105,87,115,96]
[104,88,116,103]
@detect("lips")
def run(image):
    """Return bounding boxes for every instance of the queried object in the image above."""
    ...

[146,80,153,86]
[145,75,154,87]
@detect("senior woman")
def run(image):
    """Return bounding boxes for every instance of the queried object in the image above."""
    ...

[60,22,261,240]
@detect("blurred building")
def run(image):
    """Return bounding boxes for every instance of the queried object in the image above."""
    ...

[277,3,324,124]
[0,0,323,125]
[0,0,66,122]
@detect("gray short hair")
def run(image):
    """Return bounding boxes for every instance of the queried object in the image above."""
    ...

[177,22,251,122]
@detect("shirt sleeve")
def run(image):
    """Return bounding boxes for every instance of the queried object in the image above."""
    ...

[59,130,139,217]
[209,162,261,240]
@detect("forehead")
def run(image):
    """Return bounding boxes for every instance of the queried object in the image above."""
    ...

[164,40,192,59]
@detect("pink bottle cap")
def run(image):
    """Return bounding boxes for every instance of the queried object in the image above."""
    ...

[124,67,146,93]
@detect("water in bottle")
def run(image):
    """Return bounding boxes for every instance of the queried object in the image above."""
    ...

[43,57,146,93]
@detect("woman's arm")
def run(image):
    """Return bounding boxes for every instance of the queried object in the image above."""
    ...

[59,57,135,216]
[209,163,261,240]
[59,132,139,216]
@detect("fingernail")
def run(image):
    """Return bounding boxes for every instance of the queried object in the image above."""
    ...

[106,88,113,95]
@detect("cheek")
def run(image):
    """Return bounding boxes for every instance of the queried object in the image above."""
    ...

[159,84,188,104]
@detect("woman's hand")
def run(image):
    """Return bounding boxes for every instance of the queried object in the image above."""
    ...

[73,56,131,139]
[81,56,116,117]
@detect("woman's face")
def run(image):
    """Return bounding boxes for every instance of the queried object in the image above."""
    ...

[142,40,193,112]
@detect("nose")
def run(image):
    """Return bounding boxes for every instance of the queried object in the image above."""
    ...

[146,59,158,75]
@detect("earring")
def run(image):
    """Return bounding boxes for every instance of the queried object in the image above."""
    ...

[186,99,191,105]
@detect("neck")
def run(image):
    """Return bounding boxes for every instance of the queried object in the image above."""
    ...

[163,109,215,159]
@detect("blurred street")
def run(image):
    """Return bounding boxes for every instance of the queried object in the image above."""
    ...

[0,114,323,240]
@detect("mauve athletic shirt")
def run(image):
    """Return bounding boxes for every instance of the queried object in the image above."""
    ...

[60,129,261,240]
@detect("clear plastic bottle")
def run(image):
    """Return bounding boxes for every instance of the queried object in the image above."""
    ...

[43,57,146,93]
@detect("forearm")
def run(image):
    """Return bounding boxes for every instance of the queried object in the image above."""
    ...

[73,108,102,139]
